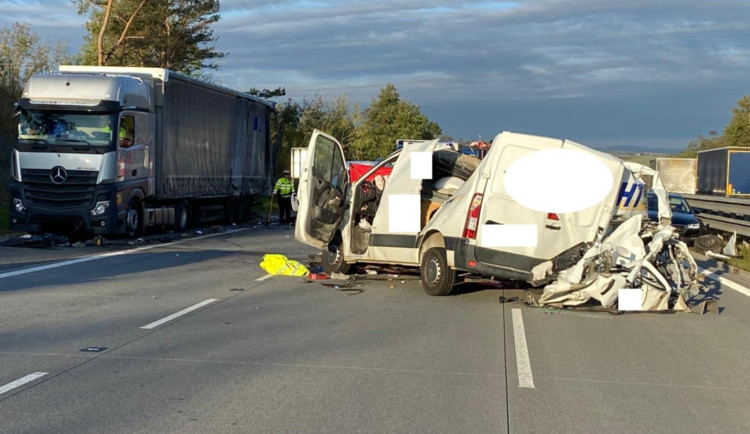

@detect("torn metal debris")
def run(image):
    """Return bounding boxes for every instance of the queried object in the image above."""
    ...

[532,213,707,313]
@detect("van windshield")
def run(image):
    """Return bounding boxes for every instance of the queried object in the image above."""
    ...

[18,110,117,147]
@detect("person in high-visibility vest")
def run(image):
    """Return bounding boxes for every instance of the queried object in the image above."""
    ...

[272,169,296,224]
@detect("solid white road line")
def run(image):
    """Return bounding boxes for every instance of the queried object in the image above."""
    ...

[699,267,750,298]
[140,299,218,330]
[255,274,274,281]
[511,308,535,388]
[0,372,48,395]
[0,229,248,280]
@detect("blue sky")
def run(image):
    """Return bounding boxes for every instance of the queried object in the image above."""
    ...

[3,0,750,150]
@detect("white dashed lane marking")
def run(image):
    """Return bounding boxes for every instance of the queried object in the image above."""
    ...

[512,308,535,388]
[140,299,218,330]
[0,372,48,395]
[0,229,247,280]
[699,267,750,298]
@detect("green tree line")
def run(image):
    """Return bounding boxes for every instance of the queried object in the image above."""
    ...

[0,1,443,188]
[679,95,750,157]
[5,0,750,198]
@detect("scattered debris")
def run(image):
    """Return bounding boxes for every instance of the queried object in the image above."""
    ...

[693,234,724,254]
[706,251,732,261]
[322,282,364,295]
[1,233,69,248]
[229,288,245,292]
[329,272,350,280]
[723,231,738,257]
[536,214,706,313]
[80,347,107,352]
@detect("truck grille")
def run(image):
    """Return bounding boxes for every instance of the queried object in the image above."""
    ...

[21,169,98,208]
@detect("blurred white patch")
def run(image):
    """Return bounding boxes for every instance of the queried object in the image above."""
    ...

[389,194,420,232]
[618,288,642,311]
[410,152,433,179]
[504,149,613,213]
[481,224,537,247]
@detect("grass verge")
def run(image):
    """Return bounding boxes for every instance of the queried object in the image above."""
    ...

[728,243,750,272]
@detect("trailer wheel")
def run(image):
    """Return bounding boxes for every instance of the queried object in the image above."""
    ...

[421,248,456,296]
[173,202,188,232]
[126,199,143,237]
[322,241,351,275]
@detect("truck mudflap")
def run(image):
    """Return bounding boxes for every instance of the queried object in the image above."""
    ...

[530,214,701,312]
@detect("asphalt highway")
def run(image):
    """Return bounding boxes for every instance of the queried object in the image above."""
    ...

[1,225,749,433]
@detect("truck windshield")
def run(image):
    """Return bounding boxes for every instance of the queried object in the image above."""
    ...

[18,111,116,147]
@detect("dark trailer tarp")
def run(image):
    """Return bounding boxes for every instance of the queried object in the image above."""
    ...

[157,75,276,199]
[697,147,750,196]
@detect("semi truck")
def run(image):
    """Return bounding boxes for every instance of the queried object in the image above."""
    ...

[9,65,280,236]
[697,147,750,196]
[649,157,697,194]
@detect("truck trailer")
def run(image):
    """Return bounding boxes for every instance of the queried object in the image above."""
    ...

[649,157,697,195]
[9,66,280,236]
[697,147,750,196]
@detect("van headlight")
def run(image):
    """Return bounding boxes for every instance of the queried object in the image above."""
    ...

[686,222,700,229]
[13,198,26,214]
[91,201,110,216]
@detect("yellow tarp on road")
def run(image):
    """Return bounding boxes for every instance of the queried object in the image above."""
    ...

[260,254,309,277]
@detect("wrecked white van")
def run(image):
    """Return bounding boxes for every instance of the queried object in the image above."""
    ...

[295,129,684,301]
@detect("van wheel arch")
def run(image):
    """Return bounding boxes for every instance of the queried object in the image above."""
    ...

[419,231,446,262]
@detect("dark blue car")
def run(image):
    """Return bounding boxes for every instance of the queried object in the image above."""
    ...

[647,192,703,244]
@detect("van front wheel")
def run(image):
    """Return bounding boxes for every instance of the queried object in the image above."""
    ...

[322,242,351,275]
[421,248,456,296]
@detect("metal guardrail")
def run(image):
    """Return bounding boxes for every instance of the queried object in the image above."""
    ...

[683,194,750,238]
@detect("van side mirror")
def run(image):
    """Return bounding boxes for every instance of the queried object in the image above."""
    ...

[692,208,701,215]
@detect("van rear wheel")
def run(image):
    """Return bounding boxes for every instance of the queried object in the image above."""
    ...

[421,247,456,296]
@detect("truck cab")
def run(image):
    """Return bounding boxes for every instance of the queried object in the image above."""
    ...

[10,71,154,236]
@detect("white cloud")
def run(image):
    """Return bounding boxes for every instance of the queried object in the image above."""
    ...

[3,0,750,147]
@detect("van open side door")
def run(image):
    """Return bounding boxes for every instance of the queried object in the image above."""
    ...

[294,129,349,248]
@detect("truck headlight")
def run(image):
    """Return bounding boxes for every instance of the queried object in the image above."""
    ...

[11,149,20,181]
[686,222,700,229]
[13,198,26,214]
[91,201,110,216]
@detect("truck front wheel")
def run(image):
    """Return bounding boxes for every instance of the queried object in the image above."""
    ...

[126,199,143,237]
[421,248,456,296]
